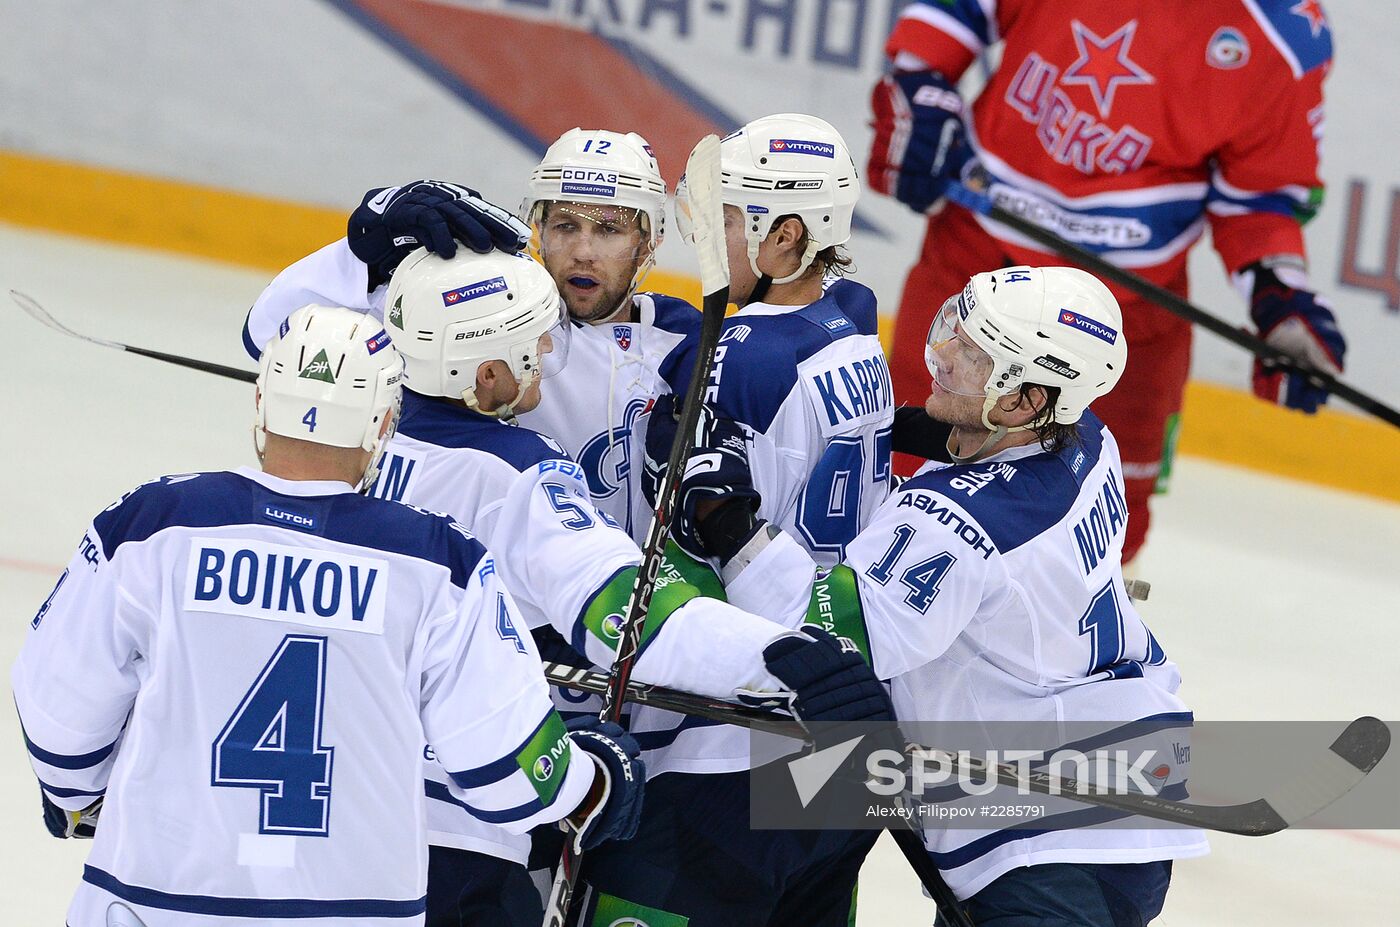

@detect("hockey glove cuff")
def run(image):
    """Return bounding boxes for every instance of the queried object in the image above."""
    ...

[1243,259,1346,413]
[41,788,101,839]
[562,717,645,852]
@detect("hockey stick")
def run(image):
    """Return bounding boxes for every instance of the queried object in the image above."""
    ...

[943,183,1400,430]
[544,662,1391,837]
[10,291,259,384]
[542,134,731,927]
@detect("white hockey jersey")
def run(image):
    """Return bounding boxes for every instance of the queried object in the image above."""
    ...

[244,242,793,788]
[364,391,789,854]
[241,239,697,542]
[727,414,1209,899]
[629,278,896,772]
[672,277,894,568]
[518,293,697,540]
[12,468,592,927]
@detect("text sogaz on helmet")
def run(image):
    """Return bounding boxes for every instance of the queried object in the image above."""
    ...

[384,248,569,419]
[677,113,859,285]
[925,265,1127,430]
[521,128,667,250]
[255,304,404,491]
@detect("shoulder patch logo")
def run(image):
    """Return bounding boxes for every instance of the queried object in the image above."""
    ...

[1207,27,1250,69]
[1290,0,1326,38]
[299,349,336,383]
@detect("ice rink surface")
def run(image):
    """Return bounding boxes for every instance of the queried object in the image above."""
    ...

[1,224,1396,924]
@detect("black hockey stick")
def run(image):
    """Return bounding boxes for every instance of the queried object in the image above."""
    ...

[944,182,1400,430]
[544,662,1390,837]
[10,291,259,384]
[542,134,731,927]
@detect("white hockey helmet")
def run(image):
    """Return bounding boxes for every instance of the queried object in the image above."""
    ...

[385,248,569,420]
[925,265,1126,431]
[521,128,667,249]
[679,113,859,285]
[255,304,404,492]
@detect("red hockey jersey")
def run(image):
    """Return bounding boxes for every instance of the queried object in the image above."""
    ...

[888,0,1331,285]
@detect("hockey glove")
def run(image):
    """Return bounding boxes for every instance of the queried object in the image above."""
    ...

[642,393,761,562]
[561,716,645,852]
[762,627,901,756]
[1245,261,1346,413]
[40,788,101,839]
[348,180,531,290]
[868,70,974,214]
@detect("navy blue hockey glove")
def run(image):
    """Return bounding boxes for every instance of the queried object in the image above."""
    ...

[40,787,101,839]
[562,716,645,852]
[348,180,530,290]
[1246,261,1346,413]
[763,627,902,759]
[868,70,974,213]
[642,393,761,562]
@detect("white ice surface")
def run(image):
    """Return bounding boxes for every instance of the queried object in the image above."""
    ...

[1,224,1396,925]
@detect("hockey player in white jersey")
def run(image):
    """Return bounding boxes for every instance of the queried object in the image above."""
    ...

[515,128,699,538]
[242,249,894,926]
[242,130,695,541]
[573,114,894,927]
[723,266,1209,925]
[12,305,645,927]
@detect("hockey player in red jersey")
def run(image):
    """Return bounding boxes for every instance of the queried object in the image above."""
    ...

[869,0,1347,561]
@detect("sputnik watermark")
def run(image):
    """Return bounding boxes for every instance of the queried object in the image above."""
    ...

[866,747,1166,798]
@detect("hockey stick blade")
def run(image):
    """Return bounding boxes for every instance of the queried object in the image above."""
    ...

[943,183,1400,430]
[11,290,257,384]
[543,134,729,927]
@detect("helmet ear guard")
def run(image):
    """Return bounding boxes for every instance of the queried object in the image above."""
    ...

[384,248,569,422]
[255,304,404,492]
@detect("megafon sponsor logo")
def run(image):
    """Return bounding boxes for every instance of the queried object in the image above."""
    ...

[769,138,836,158]
[442,276,508,306]
[1058,309,1118,344]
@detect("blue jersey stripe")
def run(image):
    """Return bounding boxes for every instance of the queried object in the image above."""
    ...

[927,781,1191,871]
[89,471,487,589]
[423,780,544,825]
[631,713,722,751]
[446,710,555,789]
[395,391,567,471]
[82,866,426,918]
[22,726,117,771]
[38,780,106,799]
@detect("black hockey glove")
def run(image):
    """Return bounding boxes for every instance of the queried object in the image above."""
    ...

[40,787,101,839]
[347,180,530,290]
[642,393,760,562]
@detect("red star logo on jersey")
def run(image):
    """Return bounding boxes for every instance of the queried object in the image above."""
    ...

[1060,20,1155,119]
[1290,0,1327,37]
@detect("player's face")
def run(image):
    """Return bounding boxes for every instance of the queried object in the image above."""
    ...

[924,296,997,425]
[538,202,649,324]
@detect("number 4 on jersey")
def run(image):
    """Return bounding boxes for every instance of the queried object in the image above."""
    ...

[212,634,334,836]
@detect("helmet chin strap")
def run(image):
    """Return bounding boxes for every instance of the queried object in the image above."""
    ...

[462,368,540,425]
[946,394,1031,463]
[745,238,819,304]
